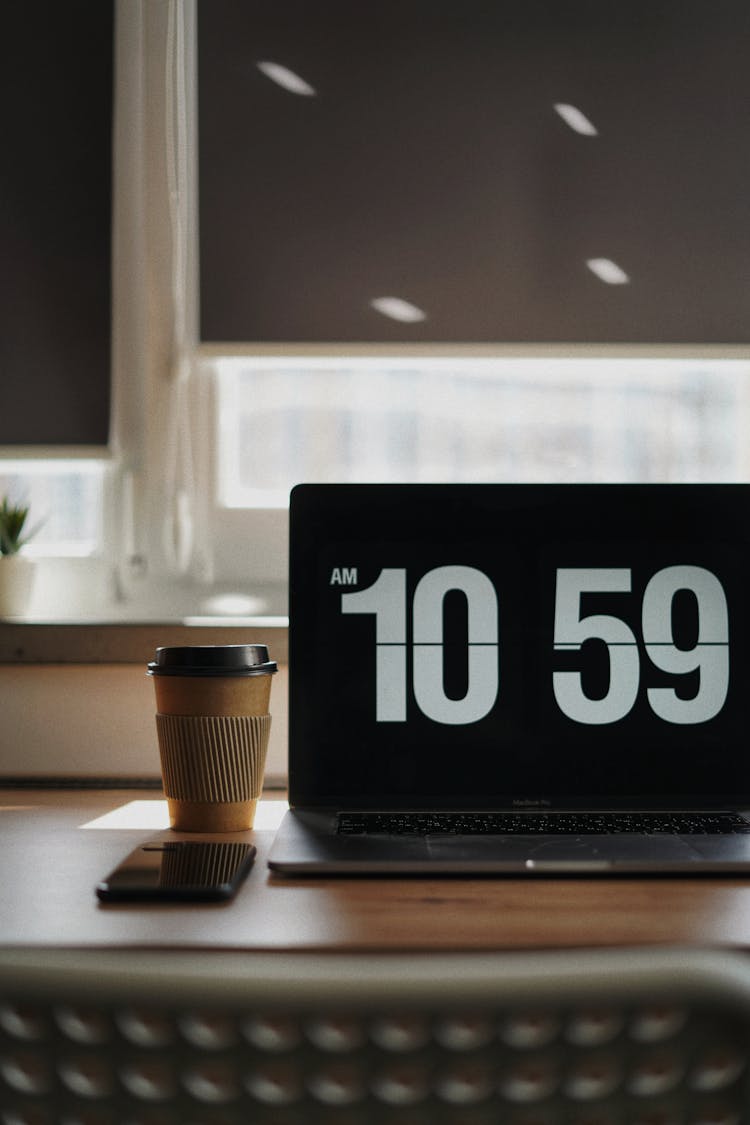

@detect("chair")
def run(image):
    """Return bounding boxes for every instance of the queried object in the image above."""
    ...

[1,944,748,1123]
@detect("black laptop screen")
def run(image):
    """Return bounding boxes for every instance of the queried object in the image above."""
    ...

[288,484,750,809]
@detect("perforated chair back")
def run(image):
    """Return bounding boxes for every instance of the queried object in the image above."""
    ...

[1,946,749,1123]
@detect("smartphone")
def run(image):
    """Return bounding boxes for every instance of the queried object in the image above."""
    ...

[96,840,256,902]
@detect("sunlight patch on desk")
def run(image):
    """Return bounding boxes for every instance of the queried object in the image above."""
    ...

[79,798,289,830]
[253,799,290,829]
[80,800,170,830]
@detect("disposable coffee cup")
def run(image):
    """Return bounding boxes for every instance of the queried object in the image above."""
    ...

[148,644,277,832]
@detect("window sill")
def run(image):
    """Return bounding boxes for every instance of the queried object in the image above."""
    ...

[0,562,289,664]
[0,617,289,665]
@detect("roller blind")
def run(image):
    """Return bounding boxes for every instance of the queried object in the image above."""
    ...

[198,0,750,346]
[0,1,113,445]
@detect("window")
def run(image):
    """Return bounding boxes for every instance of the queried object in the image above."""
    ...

[0,1,112,613]
[4,1,750,619]
[194,0,750,598]
[0,460,105,558]
[215,357,750,508]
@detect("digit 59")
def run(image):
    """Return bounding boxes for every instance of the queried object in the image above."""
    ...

[553,566,729,725]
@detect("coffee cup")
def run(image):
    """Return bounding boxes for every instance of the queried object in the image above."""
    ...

[148,644,277,831]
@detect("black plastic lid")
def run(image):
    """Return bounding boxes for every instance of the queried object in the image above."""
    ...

[147,644,277,677]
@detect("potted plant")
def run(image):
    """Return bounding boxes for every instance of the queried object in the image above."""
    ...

[0,496,38,617]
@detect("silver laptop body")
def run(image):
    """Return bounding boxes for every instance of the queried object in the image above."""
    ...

[269,484,750,874]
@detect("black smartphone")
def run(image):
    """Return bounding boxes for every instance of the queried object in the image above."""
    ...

[96,840,256,902]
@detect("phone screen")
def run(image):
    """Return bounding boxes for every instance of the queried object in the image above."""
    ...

[96,840,256,902]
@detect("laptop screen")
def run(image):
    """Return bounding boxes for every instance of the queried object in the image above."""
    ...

[289,484,750,810]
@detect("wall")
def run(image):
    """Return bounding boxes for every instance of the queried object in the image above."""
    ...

[0,663,288,786]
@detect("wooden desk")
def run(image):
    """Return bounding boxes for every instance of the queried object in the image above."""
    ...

[3,788,750,951]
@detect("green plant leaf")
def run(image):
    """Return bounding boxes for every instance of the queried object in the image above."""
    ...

[0,497,33,556]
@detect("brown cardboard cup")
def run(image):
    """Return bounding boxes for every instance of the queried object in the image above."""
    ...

[148,645,277,832]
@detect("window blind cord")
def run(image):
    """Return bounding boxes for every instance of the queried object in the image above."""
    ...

[163,0,195,575]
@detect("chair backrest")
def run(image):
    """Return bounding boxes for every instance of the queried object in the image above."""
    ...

[1,945,748,1123]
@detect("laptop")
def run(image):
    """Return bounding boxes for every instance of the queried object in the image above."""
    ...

[268,483,750,874]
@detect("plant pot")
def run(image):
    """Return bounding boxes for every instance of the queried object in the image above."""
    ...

[0,554,36,617]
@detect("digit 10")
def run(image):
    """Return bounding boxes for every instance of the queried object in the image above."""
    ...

[341,566,499,724]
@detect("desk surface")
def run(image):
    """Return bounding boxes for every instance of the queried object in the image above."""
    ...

[3,788,750,952]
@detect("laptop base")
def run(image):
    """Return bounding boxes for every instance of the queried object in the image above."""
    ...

[268,809,750,876]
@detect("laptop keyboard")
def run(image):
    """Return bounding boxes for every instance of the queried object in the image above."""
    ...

[337,811,750,836]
